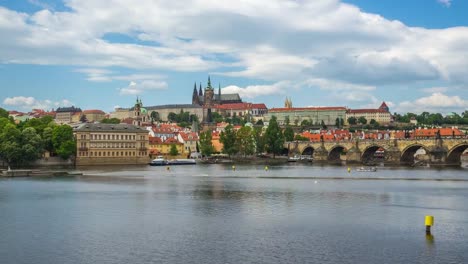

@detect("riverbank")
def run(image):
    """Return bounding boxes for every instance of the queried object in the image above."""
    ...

[1,169,82,177]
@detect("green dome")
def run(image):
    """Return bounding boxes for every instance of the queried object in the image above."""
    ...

[141,108,148,115]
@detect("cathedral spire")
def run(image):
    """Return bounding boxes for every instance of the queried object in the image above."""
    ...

[218,83,221,104]
[199,82,203,96]
[207,76,212,89]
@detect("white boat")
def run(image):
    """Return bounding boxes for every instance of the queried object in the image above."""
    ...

[356,167,377,172]
[149,156,167,166]
[167,159,197,165]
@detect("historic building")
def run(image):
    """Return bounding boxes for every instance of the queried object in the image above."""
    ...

[55,106,82,124]
[82,109,106,123]
[264,106,347,126]
[74,123,149,165]
[346,102,392,124]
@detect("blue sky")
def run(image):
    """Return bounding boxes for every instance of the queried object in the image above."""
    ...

[0,0,467,114]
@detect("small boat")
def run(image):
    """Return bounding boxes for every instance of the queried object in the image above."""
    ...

[167,159,197,165]
[288,155,300,162]
[149,156,167,166]
[356,167,377,172]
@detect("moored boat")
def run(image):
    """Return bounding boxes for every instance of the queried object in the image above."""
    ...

[167,159,197,165]
[356,167,377,172]
[149,156,167,166]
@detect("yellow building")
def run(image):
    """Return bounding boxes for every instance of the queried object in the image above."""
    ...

[74,123,149,165]
[346,102,392,124]
[83,109,106,122]
[55,106,82,124]
[148,137,185,158]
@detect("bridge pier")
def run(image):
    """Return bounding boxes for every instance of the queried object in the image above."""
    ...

[385,147,401,165]
[313,146,329,162]
[346,147,362,164]
[429,147,448,165]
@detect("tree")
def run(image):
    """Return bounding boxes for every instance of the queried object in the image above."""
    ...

[20,127,43,163]
[150,111,160,123]
[284,115,290,126]
[52,125,76,159]
[283,125,294,141]
[169,144,179,156]
[347,117,357,125]
[167,112,177,122]
[0,117,13,131]
[220,124,237,157]
[80,114,88,123]
[264,116,284,157]
[321,120,327,129]
[255,119,264,126]
[42,126,54,153]
[370,119,379,127]
[0,107,9,119]
[199,131,214,157]
[253,126,265,154]
[212,112,224,123]
[294,134,309,141]
[236,126,255,157]
[0,123,22,166]
[358,116,367,125]
[101,118,121,124]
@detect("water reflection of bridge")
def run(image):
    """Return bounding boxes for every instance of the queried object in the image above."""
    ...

[284,138,468,166]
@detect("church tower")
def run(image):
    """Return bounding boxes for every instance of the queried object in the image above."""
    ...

[133,97,143,126]
[204,76,215,123]
[192,82,200,105]
[284,97,293,108]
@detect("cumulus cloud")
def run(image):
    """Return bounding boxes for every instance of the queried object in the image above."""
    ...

[0,1,467,106]
[118,80,168,95]
[3,96,73,111]
[437,0,452,7]
[222,81,292,99]
[397,92,468,113]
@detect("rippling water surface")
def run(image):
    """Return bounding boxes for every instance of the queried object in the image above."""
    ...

[1,164,467,264]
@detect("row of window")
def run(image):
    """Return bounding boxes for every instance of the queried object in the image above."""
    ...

[79,134,147,140]
[78,151,148,157]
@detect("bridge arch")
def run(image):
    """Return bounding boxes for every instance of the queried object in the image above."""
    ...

[446,143,468,165]
[328,145,346,163]
[300,146,315,156]
[361,145,386,164]
[400,144,430,164]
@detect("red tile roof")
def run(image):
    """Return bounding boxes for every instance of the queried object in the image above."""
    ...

[347,109,389,114]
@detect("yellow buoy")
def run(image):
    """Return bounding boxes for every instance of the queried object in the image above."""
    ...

[232,165,236,171]
[347,167,351,173]
[425,215,434,234]
[265,166,269,171]
[425,215,434,226]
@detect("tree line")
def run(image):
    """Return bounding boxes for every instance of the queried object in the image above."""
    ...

[197,116,289,158]
[0,108,75,167]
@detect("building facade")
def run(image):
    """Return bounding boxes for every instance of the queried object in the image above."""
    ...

[55,106,82,124]
[83,110,106,123]
[264,107,347,126]
[346,102,392,124]
[74,123,149,165]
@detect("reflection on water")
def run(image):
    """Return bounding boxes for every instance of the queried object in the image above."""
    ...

[1,164,468,264]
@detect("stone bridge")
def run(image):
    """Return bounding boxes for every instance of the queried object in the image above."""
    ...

[284,138,468,166]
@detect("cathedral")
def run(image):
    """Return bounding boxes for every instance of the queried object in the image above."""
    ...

[192,76,243,123]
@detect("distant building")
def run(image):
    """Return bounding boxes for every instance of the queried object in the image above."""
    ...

[264,106,347,126]
[214,102,268,121]
[346,102,392,124]
[55,106,82,124]
[83,109,106,122]
[74,123,149,165]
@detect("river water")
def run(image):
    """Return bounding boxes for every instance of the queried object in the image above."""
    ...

[1,164,467,264]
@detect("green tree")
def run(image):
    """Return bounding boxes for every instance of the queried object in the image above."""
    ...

[321,120,327,129]
[169,144,179,156]
[150,111,160,123]
[284,115,290,126]
[236,126,255,157]
[0,124,22,166]
[52,125,76,159]
[283,125,294,141]
[220,124,237,157]
[0,107,9,119]
[167,112,177,122]
[20,127,43,163]
[255,119,264,126]
[264,116,284,157]
[212,112,224,123]
[253,126,265,154]
[0,117,13,131]
[101,118,121,124]
[294,134,309,141]
[358,116,367,125]
[199,131,214,157]
[347,117,357,125]
[42,126,54,153]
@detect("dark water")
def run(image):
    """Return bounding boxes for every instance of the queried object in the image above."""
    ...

[1,164,468,264]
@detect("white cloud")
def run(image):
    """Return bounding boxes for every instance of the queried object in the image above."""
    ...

[3,96,73,111]
[437,0,452,7]
[118,80,168,95]
[0,0,467,105]
[222,81,291,99]
[397,92,468,113]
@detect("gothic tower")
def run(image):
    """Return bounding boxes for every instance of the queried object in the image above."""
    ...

[204,76,215,123]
